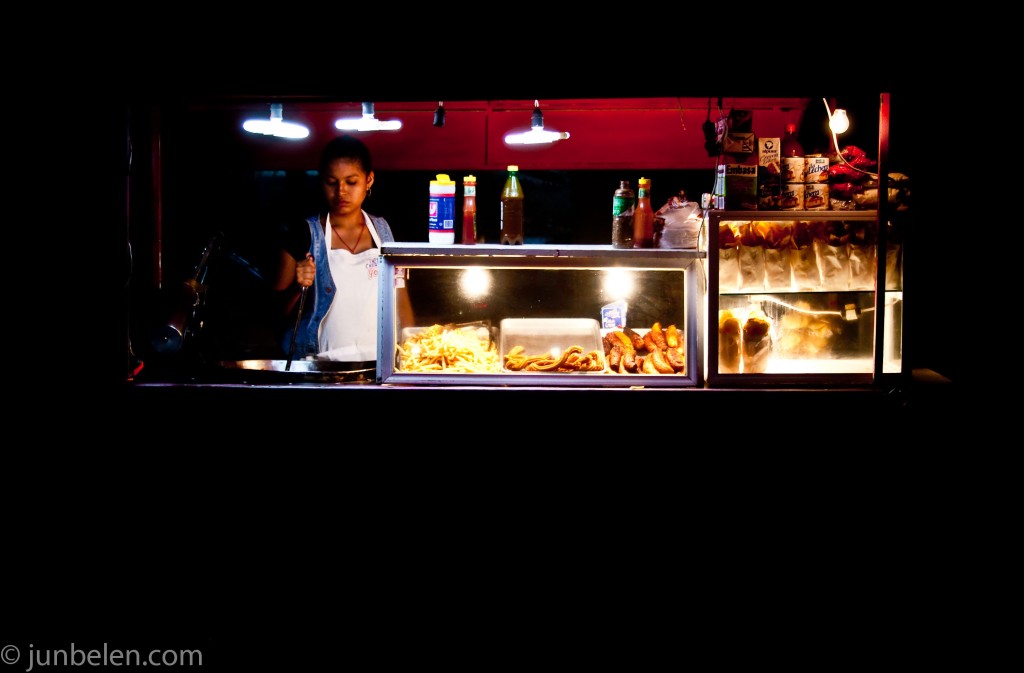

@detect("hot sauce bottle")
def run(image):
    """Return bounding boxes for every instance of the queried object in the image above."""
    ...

[633,177,655,248]
[462,175,477,244]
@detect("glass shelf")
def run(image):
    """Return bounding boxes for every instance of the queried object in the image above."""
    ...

[707,210,901,384]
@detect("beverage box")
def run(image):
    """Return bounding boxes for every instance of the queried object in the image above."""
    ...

[499,318,605,373]
[721,164,758,211]
[758,137,781,172]
[758,137,782,209]
[601,300,628,329]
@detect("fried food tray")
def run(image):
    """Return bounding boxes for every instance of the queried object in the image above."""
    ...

[499,318,606,373]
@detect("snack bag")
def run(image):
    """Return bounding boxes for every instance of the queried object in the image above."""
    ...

[655,192,702,249]
[718,222,741,293]
[757,220,793,291]
[848,220,877,291]
[814,221,851,291]
[737,222,766,291]
[790,221,821,290]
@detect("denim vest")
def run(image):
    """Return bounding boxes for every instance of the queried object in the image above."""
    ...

[283,212,395,358]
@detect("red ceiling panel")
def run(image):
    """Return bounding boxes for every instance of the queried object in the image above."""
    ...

[218,98,811,171]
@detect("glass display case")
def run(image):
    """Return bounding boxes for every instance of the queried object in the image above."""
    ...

[707,210,903,385]
[378,243,705,387]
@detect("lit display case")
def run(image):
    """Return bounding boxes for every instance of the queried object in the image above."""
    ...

[707,210,903,385]
[378,243,705,387]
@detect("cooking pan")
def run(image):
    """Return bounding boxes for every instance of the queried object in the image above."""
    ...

[215,359,376,383]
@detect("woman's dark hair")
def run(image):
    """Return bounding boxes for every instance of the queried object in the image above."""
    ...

[319,134,373,175]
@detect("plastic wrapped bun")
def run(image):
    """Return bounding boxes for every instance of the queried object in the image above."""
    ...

[718,309,742,374]
[742,309,772,374]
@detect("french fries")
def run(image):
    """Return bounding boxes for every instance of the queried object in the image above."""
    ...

[397,324,501,373]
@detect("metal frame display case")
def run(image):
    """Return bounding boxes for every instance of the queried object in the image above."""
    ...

[707,209,904,386]
[378,243,705,387]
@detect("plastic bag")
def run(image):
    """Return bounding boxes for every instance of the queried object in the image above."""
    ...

[656,193,703,250]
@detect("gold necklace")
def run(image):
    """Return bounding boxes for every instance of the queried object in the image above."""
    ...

[333,224,365,254]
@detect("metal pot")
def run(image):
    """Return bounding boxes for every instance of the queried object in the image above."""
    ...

[215,359,376,383]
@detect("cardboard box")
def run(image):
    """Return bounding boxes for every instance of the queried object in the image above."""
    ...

[757,137,781,210]
[601,301,627,329]
[758,137,781,171]
[722,164,758,210]
[724,132,755,155]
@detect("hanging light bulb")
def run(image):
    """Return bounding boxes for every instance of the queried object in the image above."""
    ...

[829,108,850,134]
[504,100,570,145]
[334,102,402,132]
[822,97,851,135]
[243,103,309,139]
[823,98,876,179]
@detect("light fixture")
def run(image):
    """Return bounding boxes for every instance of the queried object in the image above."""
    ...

[602,269,634,300]
[243,103,309,139]
[822,98,850,134]
[823,97,876,178]
[504,100,570,146]
[334,102,402,132]
[433,101,446,128]
[828,107,850,134]
[460,267,490,299]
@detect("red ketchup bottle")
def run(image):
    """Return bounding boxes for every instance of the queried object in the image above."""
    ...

[462,175,477,244]
[782,123,804,157]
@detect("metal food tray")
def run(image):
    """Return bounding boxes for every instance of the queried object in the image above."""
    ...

[395,321,496,371]
[216,359,376,383]
[499,318,606,373]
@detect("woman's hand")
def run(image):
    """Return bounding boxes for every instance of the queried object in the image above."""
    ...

[296,253,315,288]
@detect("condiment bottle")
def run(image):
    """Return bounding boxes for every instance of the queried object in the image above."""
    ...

[429,174,456,244]
[462,175,477,245]
[781,123,804,158]
[611,180,635,249]
[500,165,524,245]
[632,177,654,248]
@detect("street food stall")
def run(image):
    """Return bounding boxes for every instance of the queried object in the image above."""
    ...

[119,85,955,430]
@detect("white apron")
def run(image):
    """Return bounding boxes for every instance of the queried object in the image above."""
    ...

[317,211,382,361]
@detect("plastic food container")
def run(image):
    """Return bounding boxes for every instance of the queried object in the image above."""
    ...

[396,323,498,373]
[499,318,605,373]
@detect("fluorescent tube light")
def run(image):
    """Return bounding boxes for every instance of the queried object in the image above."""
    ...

[334,102,402,132]
[504,100,570,146]
[243,103,309,139]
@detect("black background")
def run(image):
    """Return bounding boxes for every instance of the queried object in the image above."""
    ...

[23,22,970,668]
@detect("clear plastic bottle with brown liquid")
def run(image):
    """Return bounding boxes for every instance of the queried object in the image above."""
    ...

[500,165,524,245]
[611,180,635,249]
